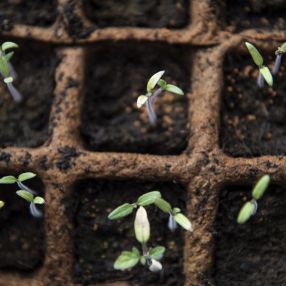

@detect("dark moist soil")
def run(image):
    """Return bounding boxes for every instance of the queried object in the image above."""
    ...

[220,53,286,157]
[0,41,57,148]
[82,0,189,28]
[222,0,286,31]
[0,0,57,31]
[0,175,45,271]
[81,42,190,155]
[214,184,286,286]
[70,180,186,285]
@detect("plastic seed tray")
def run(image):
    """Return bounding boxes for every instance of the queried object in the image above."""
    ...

[0,0,286,285]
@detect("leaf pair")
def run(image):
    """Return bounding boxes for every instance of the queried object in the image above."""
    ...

[114,246,165,271]
[137,70,184,109]
[245,42,273,87]
[0,42,18,79]
[237,175,270,224]
[108,191,161,220]
[0,172,36,184]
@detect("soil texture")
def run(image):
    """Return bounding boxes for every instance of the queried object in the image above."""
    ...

[81,42,190,155]
[215,184,286,286]
[220,53,286,157]
[223,0,286,31]
[83,0,189,28]
[0,41,57,148]
[0,0,57,30]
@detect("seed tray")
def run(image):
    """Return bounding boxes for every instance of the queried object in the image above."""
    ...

[1,0,286,285]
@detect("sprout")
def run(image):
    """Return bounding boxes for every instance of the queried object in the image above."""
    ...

[273,42,286,75]
[0,172,43,216]
[137,70,184,125]
[0,41,22,102]
[245,42,273,88]
[16,190,44,218]
[108,190,192,273]
[237,175,270,224]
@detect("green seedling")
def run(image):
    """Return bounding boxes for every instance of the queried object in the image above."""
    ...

[109,191,192,272]
[114,206,164,272]
[273,42,286,75]
[0,41,22,102]
[237,175,270,224]
[0,172,44,217]
[16,190,45,218]
[245,42,273,88]
[137,71,184,125]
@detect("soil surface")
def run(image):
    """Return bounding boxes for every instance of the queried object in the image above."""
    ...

[70,180,186,285]
[81,42,190,155]
[0,175,45,271]
[220,53,286,157]
[222,0,286,31]
[83,0,189,28]
[0,41,57,148]
[0,0,57,30]
[215,184,286,286]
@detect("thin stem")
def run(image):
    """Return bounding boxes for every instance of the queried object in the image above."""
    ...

[7,82,22,102]
[145,87,163,125]
[257,72,264,88]
[272,54,282,75]
[17,181,36,194]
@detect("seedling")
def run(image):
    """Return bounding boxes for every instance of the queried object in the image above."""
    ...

[0,41,22,102]
[273,42,286,75]
[245,42,273,88]
[237,175,270,224]
[137,71,184,125]
[108,191,192,272]
[0,172,44,217]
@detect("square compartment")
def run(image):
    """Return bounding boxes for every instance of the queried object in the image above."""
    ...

[0,40,57,148]
[82,0,189,28]
[0,174,45,271]
[71,180,186,285]
[81,42,191,155]
[0,0,57,30]
[223,0,286,31]
[220,52,286,157]
[214,184,286,286]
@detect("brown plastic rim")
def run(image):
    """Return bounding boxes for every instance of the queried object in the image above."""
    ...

[1,0,286,285]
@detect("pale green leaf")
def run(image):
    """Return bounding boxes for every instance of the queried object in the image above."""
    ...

[108,203,134,220]
[137,95,148,108]
[33,196,45,205]
[5,51,14,62]
[157,79,167,88]
[137,191,161,206]
[174,213,193,231]
[172,207,181,214]
[149,246,165,260]
[259,66,273,86]
[237,201,256,224]
[18,172,36,182]
[16,190,34,202]
[0,201,5,208]
[154,198,171,213]
[4,77,13,83]
[1,42,18,52]
[252,175,270,200]
[279,42,286,53]
[245,42,263,66]
[113,250,140,270]
[165,84,184,95]
[147,70,165,92]
[0,175,17,184]
[0,56,9,78]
